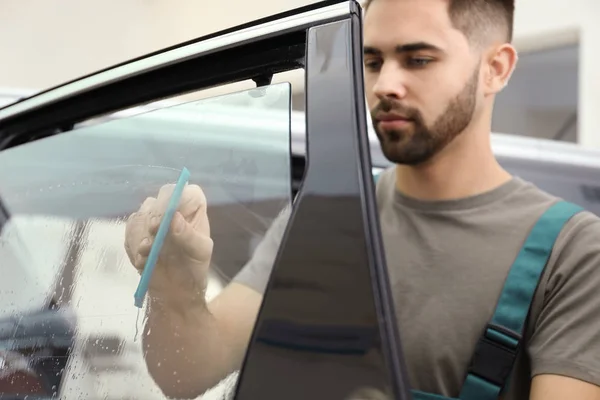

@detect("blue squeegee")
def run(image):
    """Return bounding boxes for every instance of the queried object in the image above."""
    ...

[134,167,190,308]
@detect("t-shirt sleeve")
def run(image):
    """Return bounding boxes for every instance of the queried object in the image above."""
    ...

[231,205,292,294]
[528,210,600,386]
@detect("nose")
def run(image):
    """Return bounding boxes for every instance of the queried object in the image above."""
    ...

[371,62,408,101]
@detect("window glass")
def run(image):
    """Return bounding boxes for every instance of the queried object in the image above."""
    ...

[492,44,579,142]
[0,82,292,399]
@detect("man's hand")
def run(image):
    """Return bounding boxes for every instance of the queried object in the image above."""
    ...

[530,374,600,400]
[124,183,214,311]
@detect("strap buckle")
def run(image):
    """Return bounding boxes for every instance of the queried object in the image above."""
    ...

[468,323,521,387]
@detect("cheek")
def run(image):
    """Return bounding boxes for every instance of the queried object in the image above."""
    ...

[363,75,378,109]
[412,73,465,116]
[415,92,452,124]
[366,93,377,111]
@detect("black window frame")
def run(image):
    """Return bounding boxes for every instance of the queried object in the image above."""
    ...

[0,1,411,399]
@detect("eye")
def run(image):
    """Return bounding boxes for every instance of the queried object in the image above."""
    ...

[406,57,433,68]
[364,59,382,71]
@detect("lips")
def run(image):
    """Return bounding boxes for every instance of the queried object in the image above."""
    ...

[376,111,412,121]
[376,113,413,130]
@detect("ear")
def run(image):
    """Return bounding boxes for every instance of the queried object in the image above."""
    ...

[483,43,518,96]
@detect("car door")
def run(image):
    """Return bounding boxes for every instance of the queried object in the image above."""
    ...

[0,1,411,399]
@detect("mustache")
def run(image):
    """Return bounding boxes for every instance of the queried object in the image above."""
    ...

[371,98,420,120]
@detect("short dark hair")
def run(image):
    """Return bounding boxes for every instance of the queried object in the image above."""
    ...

[363,0,515,43]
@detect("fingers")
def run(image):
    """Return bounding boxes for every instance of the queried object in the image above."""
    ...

[140,196,156,213]
[167,211,213,263]
[148,213,161,236]
[133,252,147,272]
[138,237,152,257]
[175,184,207,220]
[156,184,206,220]
[129,212,212,275]
[185,185,211,236]
[150,184,210,236]
[125,182,212,275]
[124,204,151,261]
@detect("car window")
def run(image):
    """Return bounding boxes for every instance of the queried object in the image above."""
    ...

[0,82,292,399]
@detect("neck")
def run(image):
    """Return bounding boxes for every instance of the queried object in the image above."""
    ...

[394,124,512,201]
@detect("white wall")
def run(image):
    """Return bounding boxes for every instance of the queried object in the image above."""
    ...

[511,0,599,148]
[579,1,600,148]
[0,0,311,91]
[513,0,581,48]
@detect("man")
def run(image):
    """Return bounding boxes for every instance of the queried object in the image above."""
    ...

[124,0,600,399]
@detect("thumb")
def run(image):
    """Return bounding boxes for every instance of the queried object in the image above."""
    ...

[168,211,213,264]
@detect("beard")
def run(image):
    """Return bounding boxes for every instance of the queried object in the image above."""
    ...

[371,66,479,166]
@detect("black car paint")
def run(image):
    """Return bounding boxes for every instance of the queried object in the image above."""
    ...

[234,12,410,400]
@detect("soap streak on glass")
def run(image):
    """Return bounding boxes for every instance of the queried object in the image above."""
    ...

[135,307,142,342]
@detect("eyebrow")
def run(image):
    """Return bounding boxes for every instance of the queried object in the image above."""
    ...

[363,42,444,55]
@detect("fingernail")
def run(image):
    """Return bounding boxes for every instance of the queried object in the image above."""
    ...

[141,238,149,246]
[150,216,158,226]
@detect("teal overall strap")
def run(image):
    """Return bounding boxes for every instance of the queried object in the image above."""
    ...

[459,200,584,400]
[412,390,456,400]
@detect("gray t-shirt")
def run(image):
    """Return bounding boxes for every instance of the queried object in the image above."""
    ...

[233,167,600,399]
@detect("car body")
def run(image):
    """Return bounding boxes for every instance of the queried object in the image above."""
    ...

[0,1,598,399]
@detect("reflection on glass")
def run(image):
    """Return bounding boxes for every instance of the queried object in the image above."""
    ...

[0,83,292,399]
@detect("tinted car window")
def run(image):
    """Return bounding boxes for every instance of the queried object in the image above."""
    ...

[0,83,292,399]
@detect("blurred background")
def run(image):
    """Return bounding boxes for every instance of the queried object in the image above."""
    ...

[0,0,599,147]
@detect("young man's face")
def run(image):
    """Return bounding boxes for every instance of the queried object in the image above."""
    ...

[363,0,484,166]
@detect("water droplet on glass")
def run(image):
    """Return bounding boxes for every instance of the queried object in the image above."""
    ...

[134,307,142,342]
